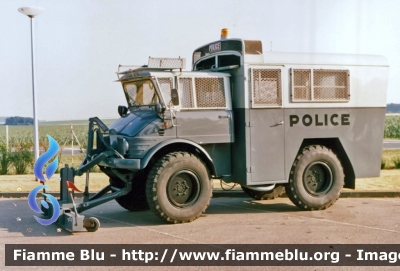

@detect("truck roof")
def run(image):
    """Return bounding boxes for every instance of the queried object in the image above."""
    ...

[193,38,389,67]
[260,51,389,67]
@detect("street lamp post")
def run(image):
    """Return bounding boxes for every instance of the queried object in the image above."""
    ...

[18,6,45,164]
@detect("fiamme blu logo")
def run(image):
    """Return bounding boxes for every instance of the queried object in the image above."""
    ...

[27,135,60,226]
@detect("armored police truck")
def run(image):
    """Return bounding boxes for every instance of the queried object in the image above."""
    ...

[54,29,389,230]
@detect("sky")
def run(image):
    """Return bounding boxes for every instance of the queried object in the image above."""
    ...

[1,0,399,121]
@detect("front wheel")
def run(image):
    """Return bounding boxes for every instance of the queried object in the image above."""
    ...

[112,170,149,211]
[285,145,344,210]
[146,152,213,223]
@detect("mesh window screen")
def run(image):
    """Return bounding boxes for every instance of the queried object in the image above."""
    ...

[125,80,158,105]
[292,69,311,101]
[157,78,173,103]
[125,84,138,105]
[313,70,349,101]
[252,69,282,107]
[148,57,185,69]
[195,77,226,108]
[178,78,194,108]
[142,83,157,104]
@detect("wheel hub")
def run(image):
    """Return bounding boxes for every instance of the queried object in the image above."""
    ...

[167,170,200,208]
[173,180,190,196]
[307,170,321,186]
[303,161,333,196]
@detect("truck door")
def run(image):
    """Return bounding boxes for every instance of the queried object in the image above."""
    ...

[175,75,233,144]
[248,68,285,183]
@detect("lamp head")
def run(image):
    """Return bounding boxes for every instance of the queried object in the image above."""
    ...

[18,6,45,18]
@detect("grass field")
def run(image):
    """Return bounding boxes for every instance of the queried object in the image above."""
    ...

[0,124,89,150]
[0,118,117,151]
[382,149,400,169]
[384,115,400,139]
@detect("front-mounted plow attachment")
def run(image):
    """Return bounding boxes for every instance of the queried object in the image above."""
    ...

[41,117,133,232]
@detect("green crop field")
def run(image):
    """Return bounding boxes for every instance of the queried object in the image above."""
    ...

[0,124,88,149]
[384,115,400,139]
[0,118,117,149]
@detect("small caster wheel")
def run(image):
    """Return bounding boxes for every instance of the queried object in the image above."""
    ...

[84,217,100,232]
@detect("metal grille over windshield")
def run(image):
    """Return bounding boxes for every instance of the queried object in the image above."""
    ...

[124,79,159,106]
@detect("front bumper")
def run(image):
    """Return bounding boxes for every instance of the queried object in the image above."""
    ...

[98,157,140,170]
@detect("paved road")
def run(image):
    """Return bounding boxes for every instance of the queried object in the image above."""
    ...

[383,140,400,149]
[1,197,399,270]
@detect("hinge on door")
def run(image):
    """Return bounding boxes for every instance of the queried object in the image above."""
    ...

[245,121,254,127]
[247,166,255,173]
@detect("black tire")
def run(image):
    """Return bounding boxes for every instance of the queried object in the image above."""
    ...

[285,145,344,210]
[84,217,100,232]
[146,152,213,223]
[241,185,285,200]
[112,170,149,211]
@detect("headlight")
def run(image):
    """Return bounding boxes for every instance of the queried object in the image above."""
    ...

[116,137,129,155]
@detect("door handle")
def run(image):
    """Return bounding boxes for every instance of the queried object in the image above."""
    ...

[270,121,284,127]
[218,115,230,119]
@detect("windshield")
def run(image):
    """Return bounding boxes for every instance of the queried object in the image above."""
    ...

[123,79,159,106]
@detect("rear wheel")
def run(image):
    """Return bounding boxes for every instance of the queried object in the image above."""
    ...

[241,185,285,200]
[285,145,344,210]
[146,152,212,223]
[112,170,149,211]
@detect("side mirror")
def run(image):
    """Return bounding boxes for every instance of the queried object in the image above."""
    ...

[155,103,166,114]
[171,88,179,106]
[118,105,128,117]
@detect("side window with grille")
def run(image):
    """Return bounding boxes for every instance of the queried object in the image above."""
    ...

[195,77,226,108]
[292,69,311,101]
[178,78,194,108]
[251,69,282,107]
[313,70,349,101]
[178,77,227,109]
[291,69,350,102]
[157,77,173,104]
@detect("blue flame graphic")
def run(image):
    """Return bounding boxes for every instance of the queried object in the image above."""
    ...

[29,135,61,226]
[27,185,60,226]
[34,135,59,182]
